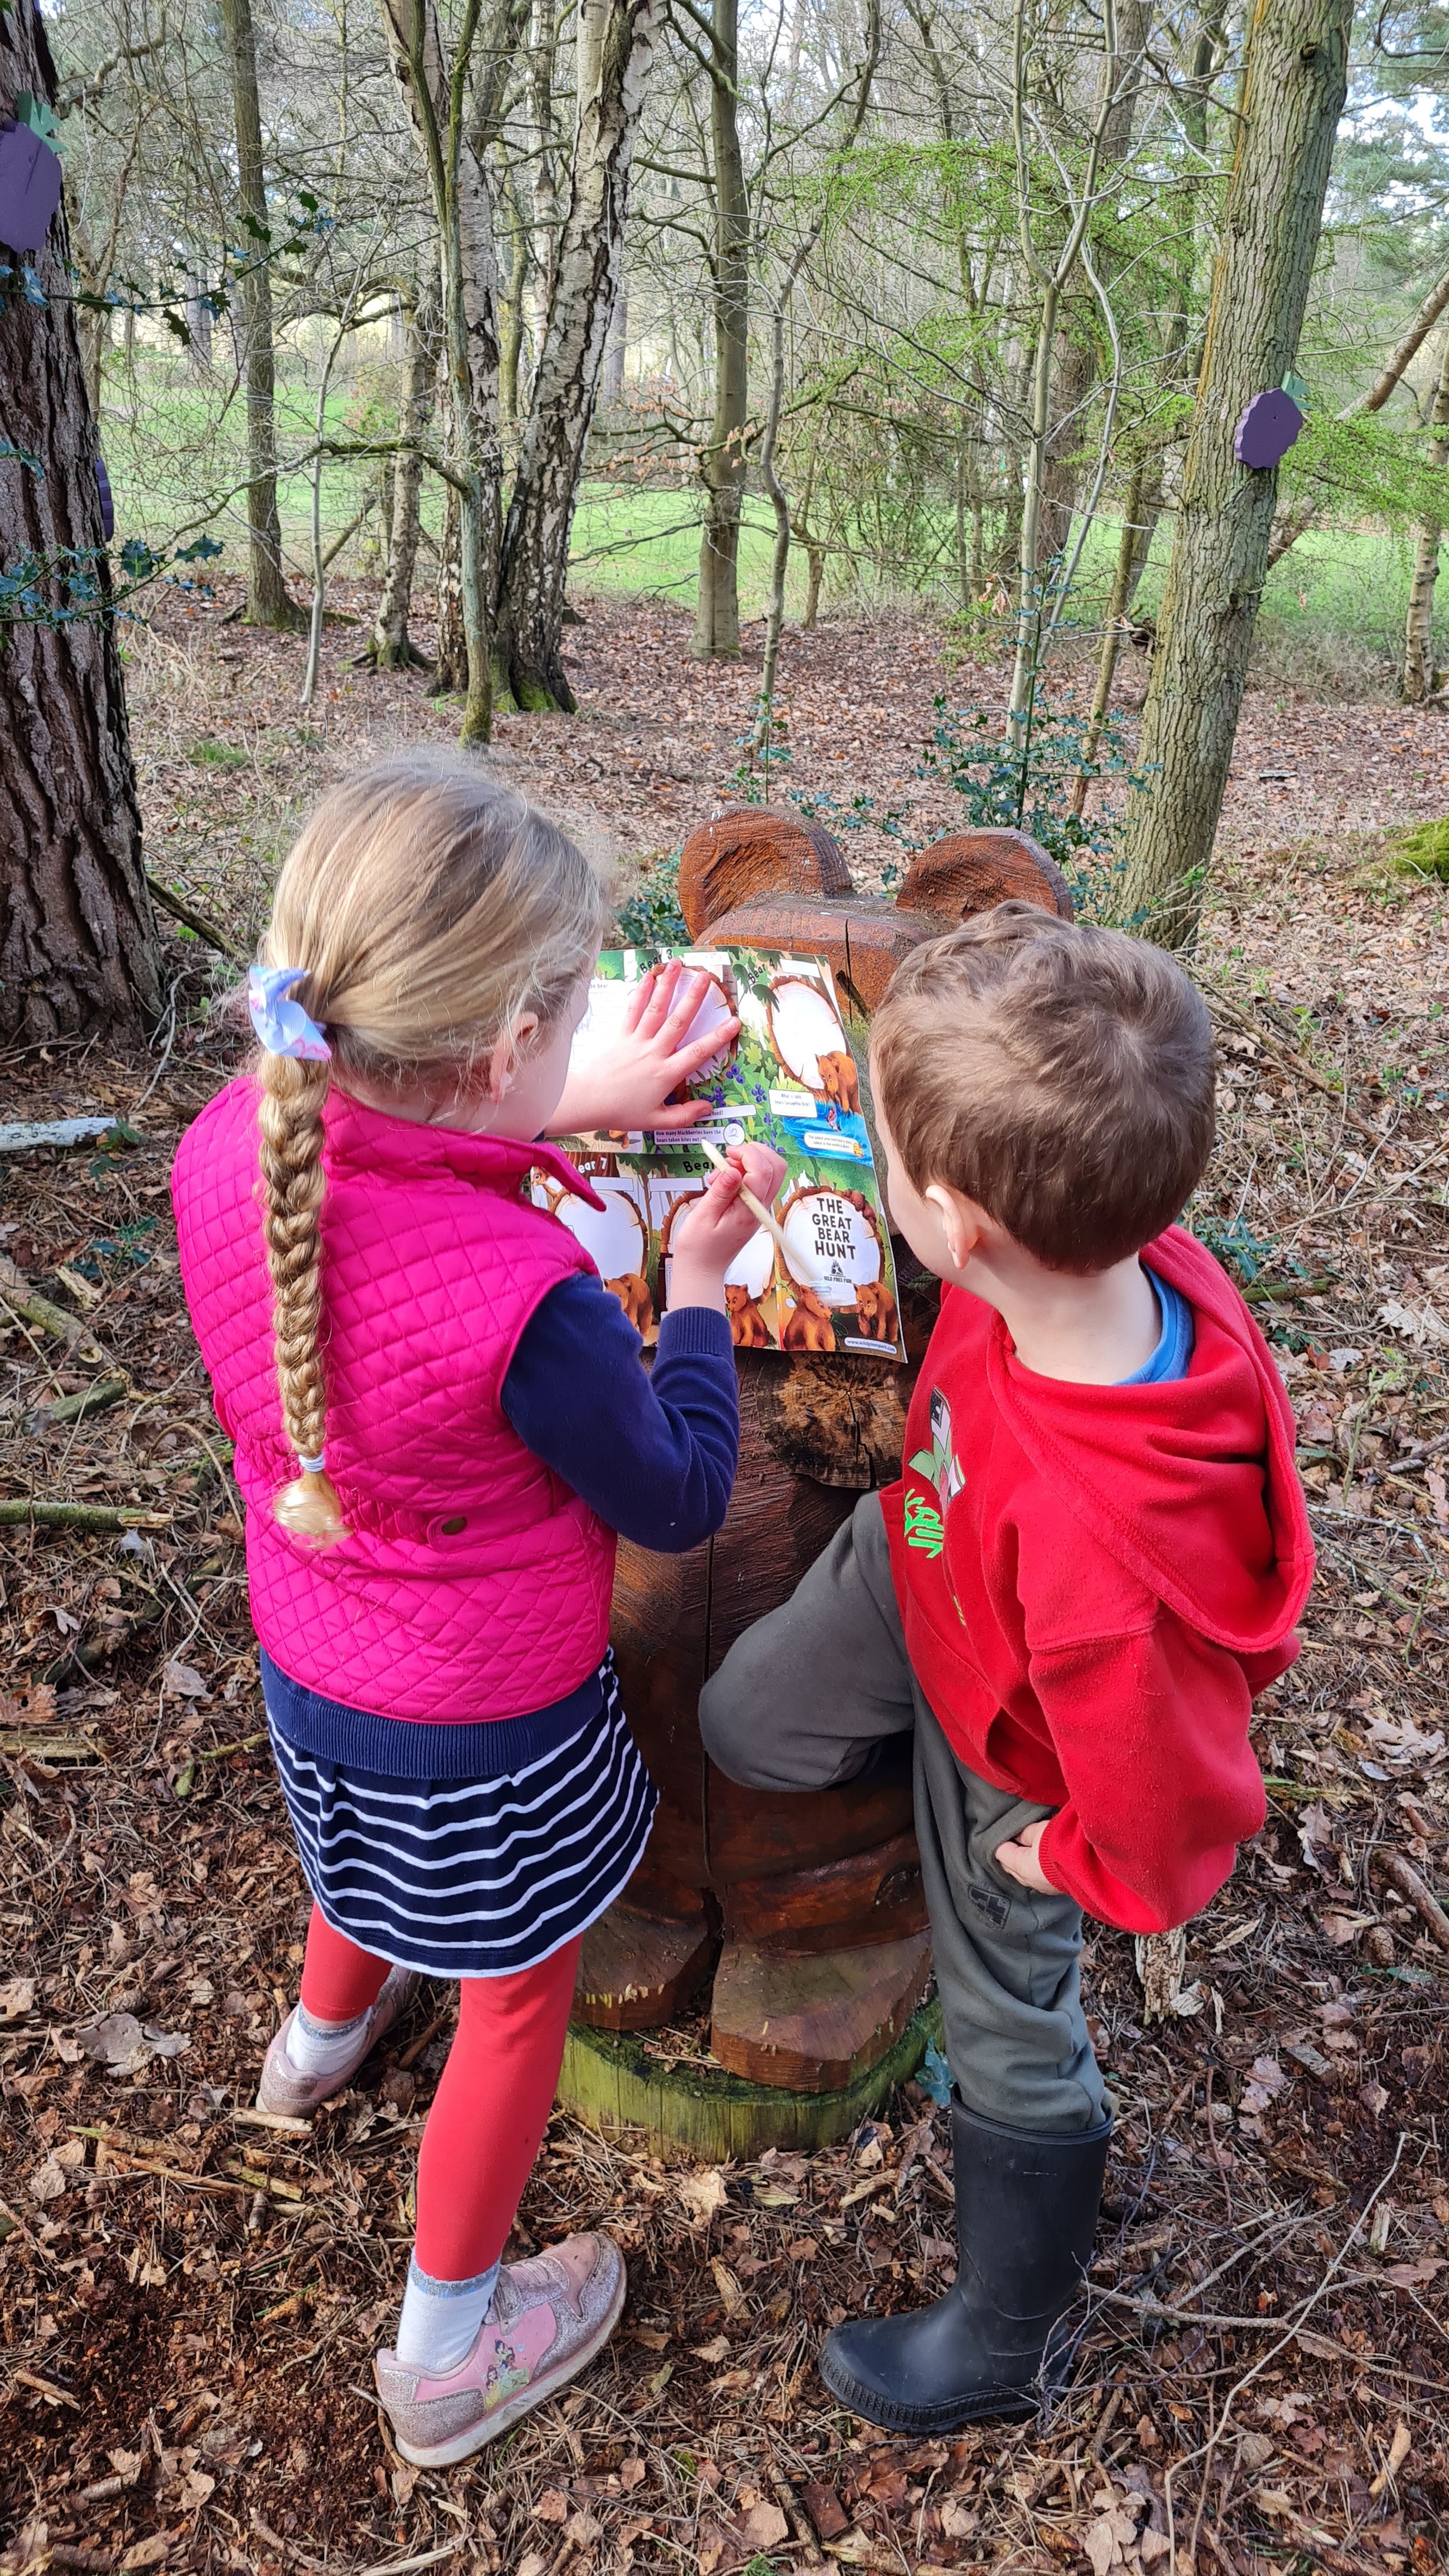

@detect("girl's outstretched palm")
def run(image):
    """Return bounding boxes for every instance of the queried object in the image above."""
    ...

[550,959,740,1136]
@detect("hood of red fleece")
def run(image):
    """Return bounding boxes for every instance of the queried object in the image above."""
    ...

[984,1224,1314,1655]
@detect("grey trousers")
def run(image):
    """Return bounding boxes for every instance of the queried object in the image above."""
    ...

[699,1493,1108,2134]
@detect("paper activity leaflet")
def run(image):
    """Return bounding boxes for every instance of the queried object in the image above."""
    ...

[533,945,906,1362]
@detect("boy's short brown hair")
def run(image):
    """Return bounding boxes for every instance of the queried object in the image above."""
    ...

[870,903,1214,1273]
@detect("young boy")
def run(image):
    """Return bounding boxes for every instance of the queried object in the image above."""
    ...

[700,904,1313,2434]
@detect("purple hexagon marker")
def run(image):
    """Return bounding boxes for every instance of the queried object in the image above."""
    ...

[95,456,115,541]
[1235,388,1304,471]
[0,119,61,255]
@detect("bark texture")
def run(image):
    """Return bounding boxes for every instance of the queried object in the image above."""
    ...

[220,0,303,629]
[1115,0,1352,948]
[693,0,749,660]
[1402,332,1449,704]
[380,0,508,738]
[370,293,437,671]
[0,6,158,1042]
[497,0,658,709]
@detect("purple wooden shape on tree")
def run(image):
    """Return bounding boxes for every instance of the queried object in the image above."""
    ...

[95,456,115,541]
[0,118,61,254]
[1234,388,1304,471]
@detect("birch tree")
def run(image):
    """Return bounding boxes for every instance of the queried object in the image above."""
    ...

[497,0,661,708]
[1401,330,1449,701]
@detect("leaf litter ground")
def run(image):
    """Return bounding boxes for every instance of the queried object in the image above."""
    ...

[1,580,1447,2576]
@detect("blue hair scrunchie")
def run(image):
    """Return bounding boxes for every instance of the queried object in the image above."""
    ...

[247,964,331,1062]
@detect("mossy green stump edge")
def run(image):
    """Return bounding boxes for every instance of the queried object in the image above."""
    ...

[558,1998,944,2161]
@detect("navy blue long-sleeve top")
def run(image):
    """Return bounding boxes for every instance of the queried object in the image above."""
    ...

[260,1280,739,1777]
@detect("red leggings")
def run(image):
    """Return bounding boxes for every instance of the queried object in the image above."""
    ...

[300,1904,581,2282]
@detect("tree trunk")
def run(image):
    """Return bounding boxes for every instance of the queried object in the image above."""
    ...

[380,0,508,742]
[220,0,304,630]
[185,272,214,369]
[433,486,468,691]
[1114,0,1351,949]
[602,279,628,397]
[497,0,660,710]
[1037,2,1152,566]
[527,0,561,390]
[67,205,110,416]
[370,294,437,672]
[0,3,158,1043]
[1072,451,1157,812]
[499,169,527,425]
[693,0,749,660]
[1402,332,1449,703]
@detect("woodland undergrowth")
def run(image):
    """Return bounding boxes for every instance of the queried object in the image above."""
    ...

[1,581,1447,2576]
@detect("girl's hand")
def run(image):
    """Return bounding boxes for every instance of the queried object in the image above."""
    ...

[547,960,740,1137]
[669,1144,788,1312]
[992,1817,1060,1896]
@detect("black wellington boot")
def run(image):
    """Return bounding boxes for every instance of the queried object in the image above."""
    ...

[818,2095,1111,2433]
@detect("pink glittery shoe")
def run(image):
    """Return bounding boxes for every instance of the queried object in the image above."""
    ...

[374,2233,627,2466]
[255,1966,416,2117]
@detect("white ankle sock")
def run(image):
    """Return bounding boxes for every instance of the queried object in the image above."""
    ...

[396,2254,500,2377]
[283,2000,370,2079]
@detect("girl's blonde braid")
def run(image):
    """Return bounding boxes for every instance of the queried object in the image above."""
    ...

[250,753,609,1546]
[257,1050,345,1544]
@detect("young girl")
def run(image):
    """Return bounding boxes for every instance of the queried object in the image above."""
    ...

[172,754,784,2468]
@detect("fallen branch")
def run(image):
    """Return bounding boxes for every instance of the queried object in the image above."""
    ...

[0,1254,109,1367]
[1241,1274,1338,1306]
[37,1373,132,1427]
[144,874,241,959]
[0,1116,125,1155]
[1373,1847,1449,1953]
[0,1501,170,1533]
[1207,992,1385,1147]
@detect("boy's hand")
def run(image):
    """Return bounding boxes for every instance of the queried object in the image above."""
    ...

[669,1144,787,1311]
[549,961,740,1137]
[992,1817,1060,1895]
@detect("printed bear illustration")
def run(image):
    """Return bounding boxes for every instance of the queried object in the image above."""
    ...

[607,1272,654,1336]
[781,1284,837,1354]
[725,1282,771,1348]
[853,1278,898,1344]
[816,1049,860,1115]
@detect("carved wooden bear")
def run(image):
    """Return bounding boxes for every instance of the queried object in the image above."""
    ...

[573,811,1072,2099]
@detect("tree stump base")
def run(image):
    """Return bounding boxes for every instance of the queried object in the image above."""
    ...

[558,1996,942,2160]
[709,1930,933,2092]
[575,1901,719,2032]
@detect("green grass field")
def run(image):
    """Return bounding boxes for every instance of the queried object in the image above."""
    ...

[98,351,1418,688]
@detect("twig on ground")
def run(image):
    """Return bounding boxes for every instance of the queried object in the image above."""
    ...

[0,1500,170,1531]
[145,874,241,958]
[1372,1847,1449,1951]
[0,1254,110,1367]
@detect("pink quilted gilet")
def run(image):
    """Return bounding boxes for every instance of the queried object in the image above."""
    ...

[172,1077,617,1723]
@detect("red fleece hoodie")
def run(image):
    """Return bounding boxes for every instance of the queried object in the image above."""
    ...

[880,1225,1314,1934]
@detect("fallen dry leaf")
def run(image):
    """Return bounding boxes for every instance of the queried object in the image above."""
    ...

[740,2500,789,2551]
[676,2166,728,2225]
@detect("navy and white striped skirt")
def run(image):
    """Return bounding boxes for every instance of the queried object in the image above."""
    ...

[269,1660,657,1980]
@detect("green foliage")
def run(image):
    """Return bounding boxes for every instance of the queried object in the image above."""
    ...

[1276,409,1449,533]
[1188,1209,1278,1285]
[188,736,249,772]
[615,852,688,945]
[918,694,1142,885]
[0,530,223,637]
[1394,815,1449,880]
